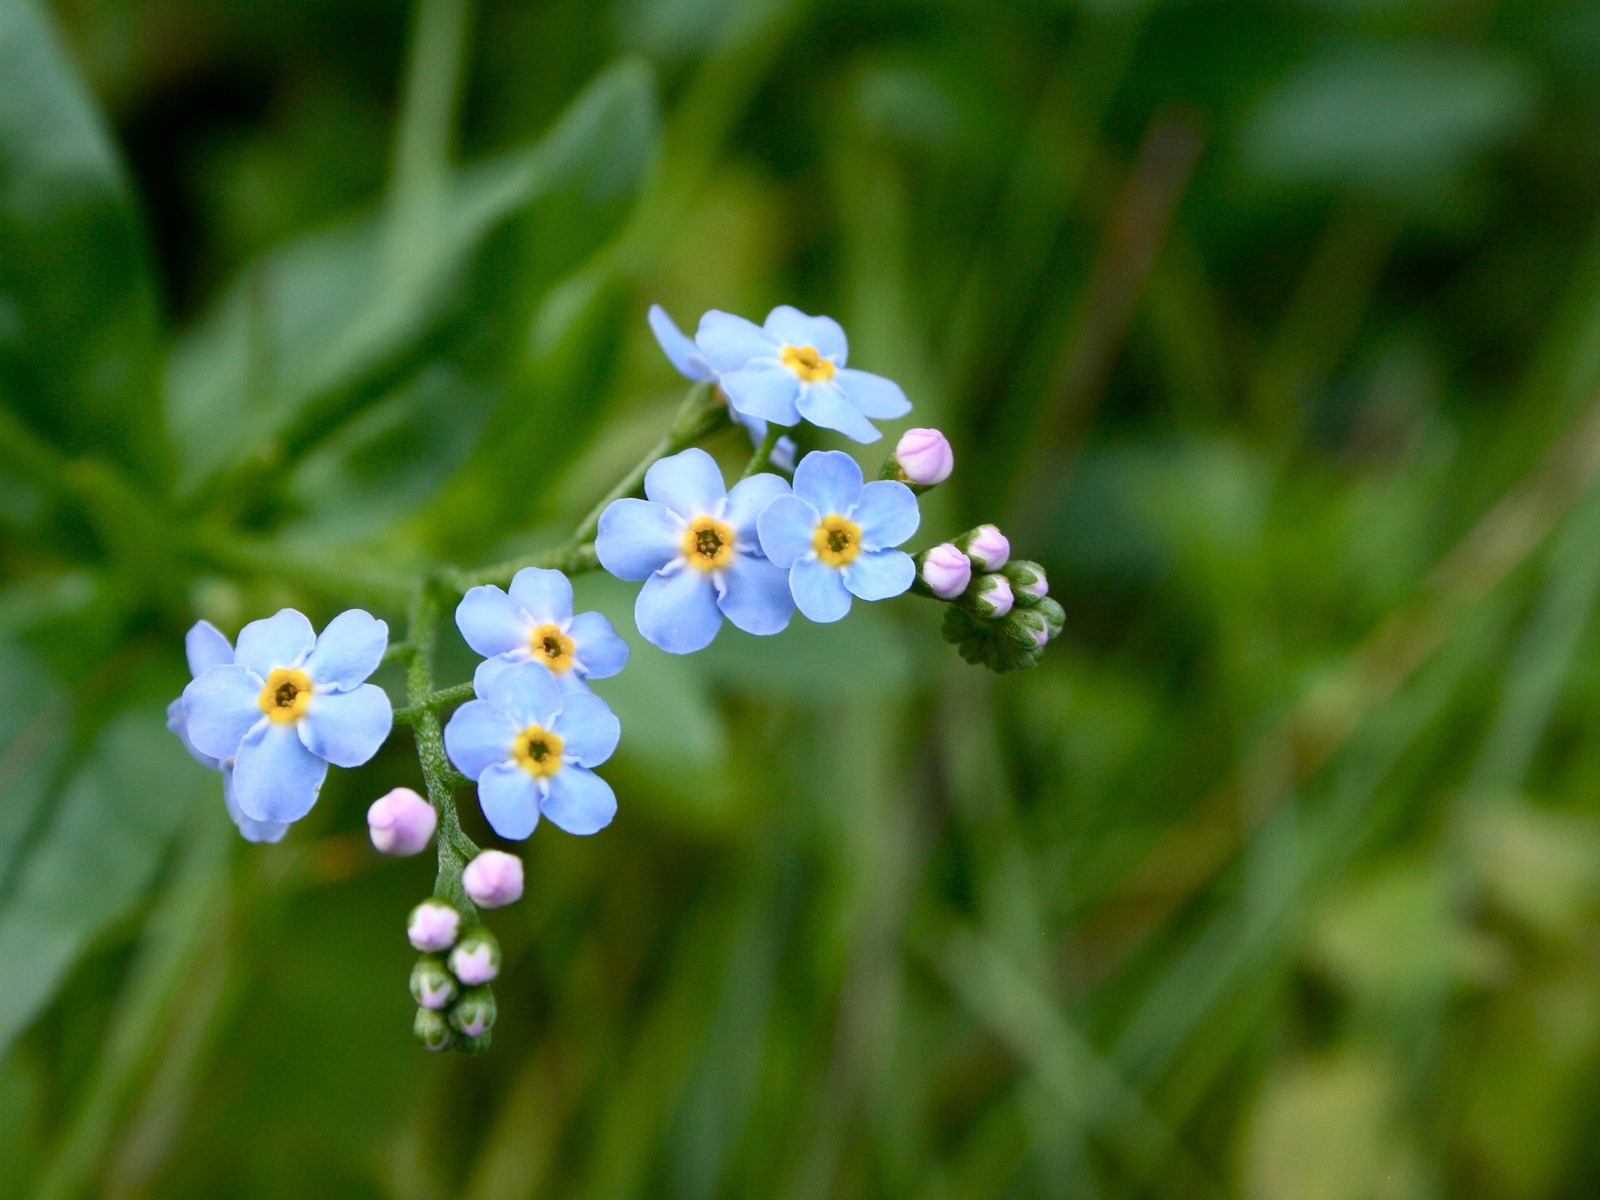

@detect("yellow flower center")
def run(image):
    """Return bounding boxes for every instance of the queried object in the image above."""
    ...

[682,514,736,572]
[782,344,835,383]
[258,667,313,724]
[528,622,575,673]
[512,724,563,778]
[812,514,862,567]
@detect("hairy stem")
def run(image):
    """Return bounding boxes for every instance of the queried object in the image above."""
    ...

[740,423,785,480]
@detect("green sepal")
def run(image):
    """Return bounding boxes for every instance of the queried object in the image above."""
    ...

[414,1006,455,1053]
[1000,560,1047,607]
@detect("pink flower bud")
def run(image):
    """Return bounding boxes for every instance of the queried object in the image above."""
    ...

[407,901,460,952]
[1032,623,1049,648]
[463,851,524,909]
[966,525,1010,571]
[921,543,972,600]
[450,932,501,986]
[368,787,437,856]
[974,574,1014,619]
[895,427,954,486]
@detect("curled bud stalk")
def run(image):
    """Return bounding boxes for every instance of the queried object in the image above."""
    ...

[463,850,525,909]
[1000,560,1047,606]
[956,525,1010,572]
[885,427,954,489]
[410,955,458,1010]
[913,543,973,600]
[449,985,498,1039]
[407,900,461,953]
[963,573,1014,620]
[449,928,501,986]
[368,787,437,856]
[414,1006,454,1053]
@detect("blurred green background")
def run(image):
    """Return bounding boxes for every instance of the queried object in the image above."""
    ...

[6,0,1600,1194]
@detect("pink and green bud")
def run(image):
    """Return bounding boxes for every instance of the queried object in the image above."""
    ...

[449,986,497,1039]
[966,574,1014,619]
[892,427,954,487]
[368,787,437,856]
[1037,596,1065,640]
[463,850,524,909]
[407,900,460,952]
[957,524,1010,572]
[449,928,501,986]
[410,955,458,1010]
[414,1006,453,1052]
[1000,560,1048,606]
[915,543,973,600]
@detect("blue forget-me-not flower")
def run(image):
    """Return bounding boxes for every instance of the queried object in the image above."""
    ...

[456,567,629,689]
[443,657,621,839]
[693,305,911,444]
[180,609,393,825]
[758,450,920,622]
[595,447,793,654]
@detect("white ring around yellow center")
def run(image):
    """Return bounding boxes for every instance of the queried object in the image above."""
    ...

[512,723,563,778]
[682,514,736,572]
[813,514,862,567]
[782,344,835,383]
[258,667,313,724]
[528,622,575,673]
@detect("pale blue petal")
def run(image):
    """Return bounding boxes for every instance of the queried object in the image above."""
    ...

[224,766,289,843]
[796,382,881,444]
[773,436,797,473]
[182,665,265,761]
[507,567,574,623]
[455,586,529,658]
[567,611,629,679]
[792,450,864,516]
[718,553,794,636]
[763,306,848,363]
[472,654,521,698]
[540,767,617,836]
[721,364,800,426]
[842,548,916,601]
[232,609,315,676]
[167,697,219,771]
[756,493,819,569]
[648,304,716,381]
[695,309,780,372]
[444,699,518,780]
[833,368,910,419]
[232,721,328,824]
[303,609,387,692]
[478,658,563,728]
[724,472,791,541]
[789,557,853,623]
[299,683,392,768]
[850,480,920,548]
[643,447,726,519]
[185,621,233,677]
[477,761,541,840]
[636,565,723,654]
[596,498,681,581]
[551,690,621,767]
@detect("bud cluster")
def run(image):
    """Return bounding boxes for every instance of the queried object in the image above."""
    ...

[914,527,1062,672]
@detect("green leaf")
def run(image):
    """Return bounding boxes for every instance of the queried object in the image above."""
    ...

[0,641,69,894]
[0,0,164,480]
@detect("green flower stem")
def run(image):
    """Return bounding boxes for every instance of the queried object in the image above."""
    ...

[740,423,785,480]
[393,681,476,725]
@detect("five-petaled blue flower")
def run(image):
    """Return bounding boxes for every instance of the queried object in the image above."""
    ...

[693,305,911,444]
[167,621,291,843]
[758,450,920,622]
[180,609,393,825]
[595,447,794,654]
[456,567,629,690]
[444,657,621,839]
[648,304,796,472]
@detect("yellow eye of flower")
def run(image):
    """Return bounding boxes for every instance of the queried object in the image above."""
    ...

[528,622,575,673]
[782,344,835,383]
[681,514,736,572]
[258,667,313,724]
[512,724,564,778]
[812,514,862,567]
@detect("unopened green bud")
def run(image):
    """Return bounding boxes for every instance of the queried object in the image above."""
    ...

[1036,596,1065,640]
[1000,560,1047,606]
[410,954,458,1010]
[413,1006,454,1053]
[457,1032,493,1055]
[449,985,498,1039]
[961,573,1014,620]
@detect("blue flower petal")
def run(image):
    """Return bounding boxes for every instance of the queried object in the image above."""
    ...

[643,447,726,519]
[233,609,315,677]
[833,367,910,419]
[596,498,682,581]
[756,493,820,569]
[850,480,920,548]
[796,382,881,444]
[566,611,629,679]
[185,621,233,677]
[477,658,563,729]
[456,585,530,659]
[299,683,392,768]
[695,309,780,373]
[224,766,290,843]
[721,364,801,426]
[841,548,916,601]
[724,472,791,541]
[182,665,266,761]
[649,304,716,382]
[718,553,794,636]
[789,556,853,623]
[472,654,520,698]
[540,767,617,835]
[507,567,574,623]
[444,699,518,780]
[303,609,387,693]
[792,450,864,516]
[763,306,848,363]
[551,690,621,767]
[167,697,219,770]
[232,721,328,824]
[477,760,541,839]
[636,565,723,654]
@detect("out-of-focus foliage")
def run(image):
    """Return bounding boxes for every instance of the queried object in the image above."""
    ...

[7,0,1600,1194]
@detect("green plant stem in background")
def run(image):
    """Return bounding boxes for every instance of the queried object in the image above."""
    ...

[740,424,785,480]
